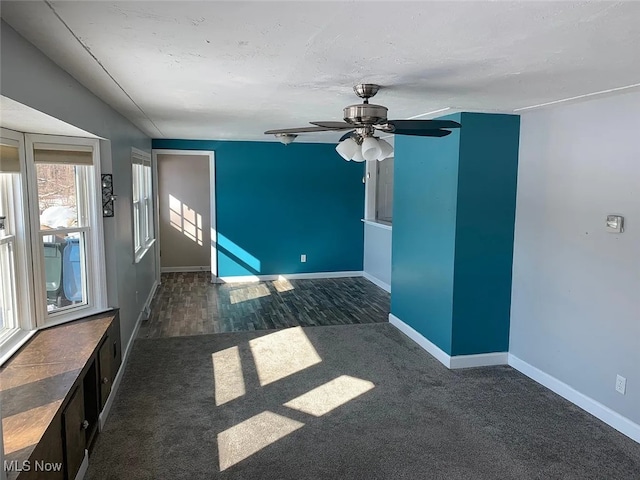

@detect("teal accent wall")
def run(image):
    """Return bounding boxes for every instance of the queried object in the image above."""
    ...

[391,114,462,353]
[391,113,520,356]
[152,139,364,277]
[452,113,520,355]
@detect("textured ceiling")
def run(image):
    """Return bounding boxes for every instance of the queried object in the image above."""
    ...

[2,1,639,142]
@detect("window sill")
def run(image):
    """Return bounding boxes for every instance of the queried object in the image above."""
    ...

[361,219,392,231]
[0,328,37,367]
[0,307,114,367]
[134,238,156,264]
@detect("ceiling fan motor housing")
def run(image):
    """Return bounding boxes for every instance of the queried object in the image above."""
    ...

[343,103,388,125]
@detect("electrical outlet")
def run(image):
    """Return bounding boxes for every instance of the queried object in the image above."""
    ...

[300,254,307,263]
[615,375,626,395]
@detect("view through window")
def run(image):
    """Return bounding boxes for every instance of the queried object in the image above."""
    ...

[1,131,107,366]
[35,162,88,312]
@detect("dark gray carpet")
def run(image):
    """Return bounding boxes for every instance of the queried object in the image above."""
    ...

[87,324,640,479]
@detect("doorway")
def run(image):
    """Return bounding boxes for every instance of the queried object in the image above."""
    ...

[153,150,216,282]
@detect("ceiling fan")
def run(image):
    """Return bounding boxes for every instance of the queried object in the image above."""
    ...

[265,84,461,162]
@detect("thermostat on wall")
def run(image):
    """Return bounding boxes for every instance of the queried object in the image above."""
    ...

[606,215,624,233]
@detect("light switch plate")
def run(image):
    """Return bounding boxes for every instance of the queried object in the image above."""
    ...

[606,215,624,233]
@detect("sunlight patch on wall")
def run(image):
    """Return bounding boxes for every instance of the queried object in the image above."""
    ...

[168,194,203,246]
[218,232,261,272]
[217,411,304,471]
[212,346,246,406]
[229,283,271,304]
[283,375,375,417]
[249,327,321,386]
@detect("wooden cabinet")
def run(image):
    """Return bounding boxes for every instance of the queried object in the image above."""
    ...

[16,421,64,480]
[63,385,86,480]
[83,359,99,449]
[98,338,113,409]
[99,319,122,410]
[0,311,122,480]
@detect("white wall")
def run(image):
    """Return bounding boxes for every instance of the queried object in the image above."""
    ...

[510,91,640,426]
[0,22,155,349]
[363,222,392,292]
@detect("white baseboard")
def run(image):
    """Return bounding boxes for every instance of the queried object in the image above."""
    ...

[99,279,158,430]
[218,271,364,283]
[389,313,451,367]
[141,279,159,320]
[161,265,210,273]
[449,351,509,369]
[362,272,391,293]
[389,313,508,369]
[508,354,640,444]
[74,449,88,480]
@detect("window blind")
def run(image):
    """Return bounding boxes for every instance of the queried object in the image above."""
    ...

[0,144,20,173]
[33,143,93,165]
[132,150,151,166]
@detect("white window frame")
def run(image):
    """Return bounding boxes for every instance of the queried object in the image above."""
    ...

[0,129,36,364]
[364,156,394,227]
[25,134,108,329]
[132,147,154,263]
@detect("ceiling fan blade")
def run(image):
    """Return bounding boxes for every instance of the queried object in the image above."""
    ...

[310,121,357,130]
[386,119,461,131]
[264,126,338,134]
[339,130,356,142]
[392,128,452,137]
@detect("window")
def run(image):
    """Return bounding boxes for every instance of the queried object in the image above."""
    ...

[0,131,108,364]
[0,130,35,363]
[132,148,154,262]
[364,156,394,226]
[375,157,393,224]
[0,175,20,333]
[26,135,107,325]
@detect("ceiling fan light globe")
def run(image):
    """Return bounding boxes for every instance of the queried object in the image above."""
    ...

[275,133,297,145]
[335,137,359,161]
[362,136,382,162]
[377,138,394,160]
[352,147,365,162]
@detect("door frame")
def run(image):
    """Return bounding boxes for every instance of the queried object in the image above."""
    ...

[151,149,217,283]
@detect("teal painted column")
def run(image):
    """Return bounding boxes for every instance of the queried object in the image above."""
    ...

[391,112,520,356]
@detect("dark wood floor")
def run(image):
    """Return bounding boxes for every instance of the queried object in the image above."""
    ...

[138,272,390,338]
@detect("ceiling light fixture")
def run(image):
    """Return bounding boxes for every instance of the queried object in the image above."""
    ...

[361,136,382,161]
[335,136,359,161]
[335,135,393,163]
[275,133,297,145]
[351,146,365,163]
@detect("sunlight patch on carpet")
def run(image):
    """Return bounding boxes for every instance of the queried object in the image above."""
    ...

[212,346,246,406]
[217,411,304,471]
[283,375,375,417]
[249,327,321,386]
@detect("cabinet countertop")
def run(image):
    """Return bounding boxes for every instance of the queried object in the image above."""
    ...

[0,311,118,474]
